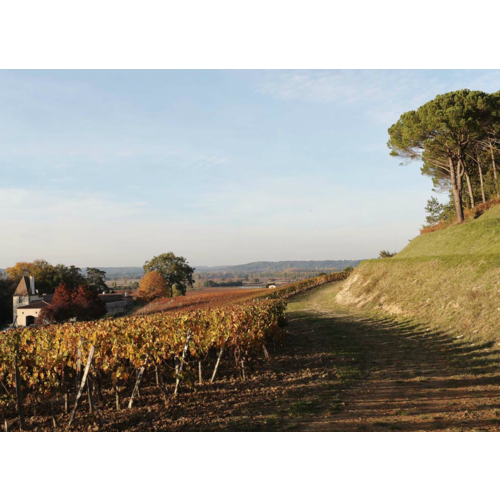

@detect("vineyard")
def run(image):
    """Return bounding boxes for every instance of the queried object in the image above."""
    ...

[133,271,351,316]
[0,271,350,431]
[133,288,265,315]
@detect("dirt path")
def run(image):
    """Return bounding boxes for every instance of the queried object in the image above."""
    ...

[285,282,500,431]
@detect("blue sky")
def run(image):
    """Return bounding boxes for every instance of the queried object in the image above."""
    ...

[1,69,500,268]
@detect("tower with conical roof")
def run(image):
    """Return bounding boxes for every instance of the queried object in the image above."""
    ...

[13,276,39,325]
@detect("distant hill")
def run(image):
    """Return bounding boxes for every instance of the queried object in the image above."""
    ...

[203,260,362,273]
[96,267,144,279]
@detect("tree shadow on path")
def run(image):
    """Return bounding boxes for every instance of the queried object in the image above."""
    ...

[287,309,500,432]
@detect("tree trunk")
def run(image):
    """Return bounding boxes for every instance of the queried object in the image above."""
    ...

[478,157,486,204]
[465,171,475,208]
[449,157,464,223]
[489,140,499,196]
[490,141,498,179]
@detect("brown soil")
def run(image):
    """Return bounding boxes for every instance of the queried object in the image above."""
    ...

[7,282,500,431]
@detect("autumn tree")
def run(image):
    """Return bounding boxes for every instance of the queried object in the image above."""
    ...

[5,260,86,293]
[6,259,58,293]
[38,283,107,324]
[38,283,76,324]
[138,271,168,302]
[143,252,194,297]
[72,285,107,321]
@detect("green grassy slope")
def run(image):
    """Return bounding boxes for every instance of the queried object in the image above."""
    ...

[395,205,500,259]
[337,205,500,342]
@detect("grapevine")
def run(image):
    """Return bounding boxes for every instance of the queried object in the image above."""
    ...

[0,271,350,429]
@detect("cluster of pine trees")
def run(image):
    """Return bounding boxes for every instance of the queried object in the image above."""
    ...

[388,89,500,226]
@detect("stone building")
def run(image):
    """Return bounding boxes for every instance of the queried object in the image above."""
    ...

[12,276,49,326]
[99,293,131,315]
[13,276,130,327]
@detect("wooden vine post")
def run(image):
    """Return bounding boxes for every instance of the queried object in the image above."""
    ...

[67,345,95,429]
[174,330,192,396]
[240,359,246,381]
[75,338,82,391]
[115,383,120,410]
[210,336,229,383]
[87,375,94,415]
[262,345,270,359]
[128,355,149,409]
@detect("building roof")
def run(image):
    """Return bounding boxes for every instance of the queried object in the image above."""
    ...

[98,293,126,304]
[17,295,54,311]
[16,292,125,310]
[14,276,33,296]
[17,300,49,311]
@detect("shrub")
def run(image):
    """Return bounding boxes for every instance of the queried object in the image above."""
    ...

[421,196,500,234]
[379,250,397,258]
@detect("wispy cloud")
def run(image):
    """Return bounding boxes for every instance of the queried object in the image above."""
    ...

[0,140,231,185]
[0,70,232,178]
[0,188,146,226]
[258,70,500,124]
[258,70,395,104]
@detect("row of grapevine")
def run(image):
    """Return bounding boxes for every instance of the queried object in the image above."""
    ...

[260,270,351,300]
[0,270,350,430]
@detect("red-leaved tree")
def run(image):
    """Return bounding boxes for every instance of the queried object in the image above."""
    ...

[73,285,107,321]
[37,283,106,324]
[38,283,76,324]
